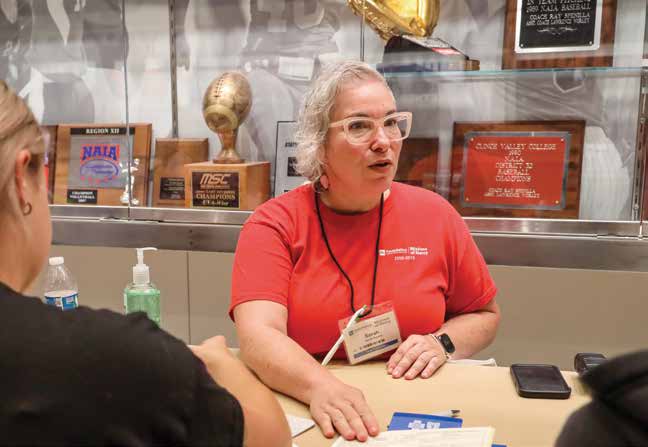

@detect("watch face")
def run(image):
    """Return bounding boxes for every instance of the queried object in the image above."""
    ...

[438,333,455,354]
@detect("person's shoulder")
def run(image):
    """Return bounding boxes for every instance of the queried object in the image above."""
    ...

[392,182,458,217]
[246,184,313,228]
[2,288,198,386]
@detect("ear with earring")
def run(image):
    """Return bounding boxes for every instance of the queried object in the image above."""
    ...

[315,174,330,192]
[22,202,32,216]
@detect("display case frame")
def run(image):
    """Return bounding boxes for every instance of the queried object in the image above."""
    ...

[21,0,646,271]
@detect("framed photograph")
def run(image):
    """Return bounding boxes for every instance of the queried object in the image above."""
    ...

[274,121,305,196]
[450,120,585,218]
[502,0,617,69]
[53,123,152,206]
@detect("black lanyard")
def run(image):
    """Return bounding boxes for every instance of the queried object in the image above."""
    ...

[314,190,384,317]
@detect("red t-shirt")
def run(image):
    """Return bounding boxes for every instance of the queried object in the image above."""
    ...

[230,182,497,357]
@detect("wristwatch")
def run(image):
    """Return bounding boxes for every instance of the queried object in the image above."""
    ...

[434,333,456,360]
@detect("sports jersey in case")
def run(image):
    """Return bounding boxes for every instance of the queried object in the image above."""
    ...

[244,0,339,58]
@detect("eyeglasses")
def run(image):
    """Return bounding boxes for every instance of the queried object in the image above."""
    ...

[329,111,412,145]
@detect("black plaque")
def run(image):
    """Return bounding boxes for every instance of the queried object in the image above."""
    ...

[518,0,599,50]
[190,171,240,208]
[159,177,185,200]
[67,189,98,204]
[503,0,616,69]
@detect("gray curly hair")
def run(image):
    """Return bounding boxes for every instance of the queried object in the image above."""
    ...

[294,60,390,183]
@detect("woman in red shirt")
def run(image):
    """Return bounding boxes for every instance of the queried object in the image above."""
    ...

[231,60,500,442]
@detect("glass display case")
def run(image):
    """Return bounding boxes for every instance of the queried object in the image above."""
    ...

[3,0,647,270]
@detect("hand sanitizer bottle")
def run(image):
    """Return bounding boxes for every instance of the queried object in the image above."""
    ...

[124,247,161,325]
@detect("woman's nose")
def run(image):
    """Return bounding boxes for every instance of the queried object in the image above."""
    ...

[370,126,390,152]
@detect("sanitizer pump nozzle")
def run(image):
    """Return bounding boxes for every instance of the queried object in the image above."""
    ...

[133,247,157,286]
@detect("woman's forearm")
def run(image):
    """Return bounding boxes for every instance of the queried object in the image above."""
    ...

[436,300,501,359]
[237,323,337,404]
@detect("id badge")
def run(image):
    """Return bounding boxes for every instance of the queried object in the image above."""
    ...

[339,302,402,365]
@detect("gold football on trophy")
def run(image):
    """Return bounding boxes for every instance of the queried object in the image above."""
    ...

[202,71,252,164]
[347,0,440,41]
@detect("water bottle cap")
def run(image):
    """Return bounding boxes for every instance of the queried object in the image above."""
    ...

[49,257,64,266]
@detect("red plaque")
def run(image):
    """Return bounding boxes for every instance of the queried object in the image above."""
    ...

[451,121,585,218]
[463,134,568,208]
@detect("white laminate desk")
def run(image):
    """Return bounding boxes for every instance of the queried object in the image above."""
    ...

[276,362,590,447]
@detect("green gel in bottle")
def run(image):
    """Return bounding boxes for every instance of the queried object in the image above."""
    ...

[124,247,161,325]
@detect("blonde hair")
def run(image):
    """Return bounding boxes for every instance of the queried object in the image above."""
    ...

[0,80,46,216]
[294,60,390,182]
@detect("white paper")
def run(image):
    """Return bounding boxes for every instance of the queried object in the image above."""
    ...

[287,414,316,437]
[331,427,495,447]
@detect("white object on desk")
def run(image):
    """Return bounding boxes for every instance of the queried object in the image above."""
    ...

[330,426,495,447]
[447,358,497,367]
[287,414,316,437]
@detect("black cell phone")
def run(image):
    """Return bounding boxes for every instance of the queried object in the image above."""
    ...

[510,364,572,399]
[574,352,607,376]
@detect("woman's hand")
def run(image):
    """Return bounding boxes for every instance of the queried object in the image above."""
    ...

[309,378,379,442]
[386,334,446,380]
[189,335,234,376]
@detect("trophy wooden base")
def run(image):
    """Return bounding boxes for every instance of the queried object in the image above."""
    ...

[380,35,480,74]
[184,161,270,210]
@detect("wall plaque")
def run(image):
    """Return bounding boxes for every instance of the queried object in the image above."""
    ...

[152,138,208,207]
[450,121,585,218]
[53,123,152,206]
[503,0,617,69]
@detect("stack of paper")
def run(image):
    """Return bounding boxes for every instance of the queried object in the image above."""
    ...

[331,427,495,446]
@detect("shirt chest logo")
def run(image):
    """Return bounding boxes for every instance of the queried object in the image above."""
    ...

[379,246,429,261]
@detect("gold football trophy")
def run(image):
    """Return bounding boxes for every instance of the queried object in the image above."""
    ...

[347,0,479,72]
[346,0,440,40]
[184,72,270,210]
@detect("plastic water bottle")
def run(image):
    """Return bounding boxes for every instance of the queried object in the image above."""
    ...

[44,257,79,311]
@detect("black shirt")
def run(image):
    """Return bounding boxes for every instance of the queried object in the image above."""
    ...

[556,350,648,447]
[0,282,243,446]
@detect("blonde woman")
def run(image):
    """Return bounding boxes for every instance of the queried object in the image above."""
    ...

[231,61,500,441]
[0,80,290,447]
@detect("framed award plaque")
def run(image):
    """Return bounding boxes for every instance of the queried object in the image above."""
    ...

[395,137,438,191]
[152,138,209,207]
[502,0,617,69]
[53,123,152,206]
[450,121,585,218]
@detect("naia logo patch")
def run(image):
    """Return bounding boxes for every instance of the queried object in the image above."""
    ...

[79,144,121,184]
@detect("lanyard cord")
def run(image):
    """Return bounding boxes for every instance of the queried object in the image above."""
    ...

[314,190,384,317]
